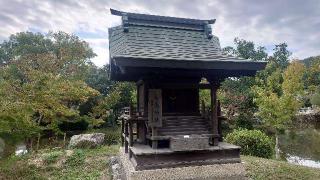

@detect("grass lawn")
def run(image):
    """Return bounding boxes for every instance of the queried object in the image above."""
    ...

[243,156,320,180]
[0,145,119,180]
[1,145,320,180]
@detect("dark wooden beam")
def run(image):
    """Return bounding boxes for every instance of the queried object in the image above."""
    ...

[210,80,221,146]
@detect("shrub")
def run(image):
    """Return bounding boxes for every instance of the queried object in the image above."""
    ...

[65,149,85,167]
[225,129,274,158]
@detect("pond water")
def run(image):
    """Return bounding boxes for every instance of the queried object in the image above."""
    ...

[278,127,320,168]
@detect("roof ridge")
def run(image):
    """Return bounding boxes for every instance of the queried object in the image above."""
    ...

[110,9,216,25]
[110,9,215,38]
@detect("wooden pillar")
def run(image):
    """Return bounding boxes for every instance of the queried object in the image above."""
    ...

[143,81,149,116]
[217,100,223,142]
[210,81,220,146]
[138,122,146,143]
[124,122,129,153]
[129,122,133,147]
[151,127,158,149]
[136,84,140,113]
[121,119,124,146]
[128,121,133,158]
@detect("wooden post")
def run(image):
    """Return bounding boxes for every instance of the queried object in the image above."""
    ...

[129,122,133,147]
[217,100,223,142]
[124,121,129,153]
[121,119,124,146]
[210,81,219,146]
[63,133,66,148]
[151,127,158,149]
[138,122,146,143]
[129,121,133,158]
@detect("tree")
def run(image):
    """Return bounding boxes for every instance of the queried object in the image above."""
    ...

[269,43,291,70]
[85,65,115,96]
[222,38,268,61]
[253,61,305,158]
[0,31,96,79]
[0,31,99,142]
[254,62,305,130]
[219,38,268,128]
[219,77,257,129]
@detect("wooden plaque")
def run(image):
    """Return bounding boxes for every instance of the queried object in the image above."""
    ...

[148,89,162,127]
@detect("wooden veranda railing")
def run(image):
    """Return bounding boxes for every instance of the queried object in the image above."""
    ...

[119,105,147,157]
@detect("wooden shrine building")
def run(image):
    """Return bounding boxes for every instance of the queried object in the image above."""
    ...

[109,9,266,170]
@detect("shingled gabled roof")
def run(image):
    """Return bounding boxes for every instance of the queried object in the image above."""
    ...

[109,9,266,81]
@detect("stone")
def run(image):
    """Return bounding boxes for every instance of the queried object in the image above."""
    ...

[109,156,118,165]
[170,135,210,151]
[109,157,124,180]
[68,133,105,149]
[112,164,120,171]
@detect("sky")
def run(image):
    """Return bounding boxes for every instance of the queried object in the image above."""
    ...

[0,0,319,67]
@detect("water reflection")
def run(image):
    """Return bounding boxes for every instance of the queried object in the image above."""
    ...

[15,144,28,156]
[286,154,320,168]
[278,128,320,168]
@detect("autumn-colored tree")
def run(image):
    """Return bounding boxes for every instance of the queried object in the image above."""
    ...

[0,32,99,142]
[254,61,305,131]
[220,38,268,129]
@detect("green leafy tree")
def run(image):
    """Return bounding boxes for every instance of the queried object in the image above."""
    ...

[253,61,305,158]
[223,38,268,61]
[269,43,291,70]
[85,65,115,96]
[0,31,99,142]
[220,38,268,128]
[254,61,305,131]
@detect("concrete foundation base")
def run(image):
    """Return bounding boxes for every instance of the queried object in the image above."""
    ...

[119,147,247,180]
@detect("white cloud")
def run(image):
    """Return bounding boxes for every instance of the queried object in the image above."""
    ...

[0,0,319,66]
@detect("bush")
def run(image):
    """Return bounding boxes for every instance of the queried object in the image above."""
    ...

[225,129,274,158]
[65,149,85,167]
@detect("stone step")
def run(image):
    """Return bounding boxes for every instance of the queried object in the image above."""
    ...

[164,121,208,126]
[164,116,205,119]
[159,126,208,132]
[159,130,210,136]
[165,120,207,124]
[162,124,208,129]
[164,116,201,119]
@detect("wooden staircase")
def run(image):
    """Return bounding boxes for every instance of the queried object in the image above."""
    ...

[158,116,211,136]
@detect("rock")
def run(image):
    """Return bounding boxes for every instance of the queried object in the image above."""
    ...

[112,164,120,171]
[111,164,121,180]
[109,156,118,166]
[68,133,105,149]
